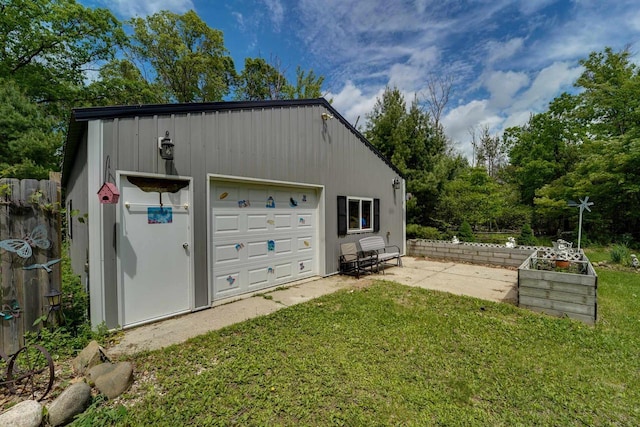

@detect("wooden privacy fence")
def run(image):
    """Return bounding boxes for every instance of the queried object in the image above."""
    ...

[0,178,61,355]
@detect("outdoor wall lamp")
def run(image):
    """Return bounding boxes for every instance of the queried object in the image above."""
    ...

[392,177,401,190]
[321,112,334,121]
[159,131,174,160]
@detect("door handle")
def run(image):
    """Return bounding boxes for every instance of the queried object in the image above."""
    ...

[183,242,189,249]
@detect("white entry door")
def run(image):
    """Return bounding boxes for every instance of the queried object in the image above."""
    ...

[210,180,319,301]
[119,175,192,327]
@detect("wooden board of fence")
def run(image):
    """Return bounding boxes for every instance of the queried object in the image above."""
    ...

[0,178,61,355]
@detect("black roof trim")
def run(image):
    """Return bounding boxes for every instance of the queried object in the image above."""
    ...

[62,98,403,186]
[70,98,326,122]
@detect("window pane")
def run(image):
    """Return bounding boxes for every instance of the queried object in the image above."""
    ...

[362,200,372,229]
[349,200,360,230]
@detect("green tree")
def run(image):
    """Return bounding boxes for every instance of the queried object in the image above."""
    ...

[471,125,507,178]
[435,167,529,231]
[505,93,582,205]
[517,223,537,246]
[127,10,236,102]
[365,87,457,226]
[365,87,407,161]
[282,66,324,99]
[536,136,640,241]
[235,57,289,101]
[0,0,123,116]
[458,220,475,242]
[0,79,62,179]
[574,47,640,138]
[87,59,167,106]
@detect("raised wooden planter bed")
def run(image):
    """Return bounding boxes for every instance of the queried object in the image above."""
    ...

[518,250,598,324]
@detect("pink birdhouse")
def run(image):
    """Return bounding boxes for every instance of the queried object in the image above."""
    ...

[97,182,120,204]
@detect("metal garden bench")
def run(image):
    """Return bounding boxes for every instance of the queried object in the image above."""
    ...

[339,242,378,278]
[358,236,402,273]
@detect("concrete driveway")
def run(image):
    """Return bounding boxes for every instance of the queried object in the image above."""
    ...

[108,257,517,357]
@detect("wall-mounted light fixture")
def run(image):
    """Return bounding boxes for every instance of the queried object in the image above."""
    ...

[158,131,174,160]
[321,112,334,121]
[392,177,401,190]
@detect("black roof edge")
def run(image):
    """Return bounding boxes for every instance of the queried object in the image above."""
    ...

[62,98,403,186]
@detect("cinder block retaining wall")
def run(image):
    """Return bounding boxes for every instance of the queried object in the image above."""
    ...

[407,239,541,267]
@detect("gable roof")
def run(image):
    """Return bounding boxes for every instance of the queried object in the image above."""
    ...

[62,98,403,186]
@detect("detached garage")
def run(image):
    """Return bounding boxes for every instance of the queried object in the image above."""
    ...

[62,99,405,329]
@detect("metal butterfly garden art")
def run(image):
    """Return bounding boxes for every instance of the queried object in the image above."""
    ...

[0,224,51,259]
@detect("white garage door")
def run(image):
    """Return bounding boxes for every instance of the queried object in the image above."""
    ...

[210,180,319,301]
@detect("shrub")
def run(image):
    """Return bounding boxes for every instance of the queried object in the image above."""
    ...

[517,223,537,246]
[458,221,475,242]
[406,224,442,240]
[610,244,631,266]
[27,244,111,358]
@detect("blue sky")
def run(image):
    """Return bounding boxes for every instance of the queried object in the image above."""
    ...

[87,0,640,158]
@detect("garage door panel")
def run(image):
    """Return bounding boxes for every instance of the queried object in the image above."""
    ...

[248,267,269,288]
[274,238,292,254]
[214,186,239,206]
[247,241,269,259]
[214,215,240,232]
[275,214,292,228]
[298,214,313,227]
[215,243,242,263]
[298,259,313,274]
[275,263,293,280]
[215,272,240,297]
[247,214,268,231]
[298,237,313,251]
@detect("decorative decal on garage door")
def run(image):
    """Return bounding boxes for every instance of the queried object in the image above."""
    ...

[210,181,319,301]
[266,196,275,208]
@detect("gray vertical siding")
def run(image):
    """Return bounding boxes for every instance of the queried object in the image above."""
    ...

[65,131,89,285]
[81,101,403,320]
[101,120,119,328]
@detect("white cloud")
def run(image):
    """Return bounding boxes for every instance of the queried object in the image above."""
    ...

[484,70,529,108]
[262,0,285,32]
[518,0,556,15]
[326,81,383,128]
[232,12,245,30]
[511,61,582,112]
[442,100,499,159]
[105,0,193,17]
[628,10,640,31]
[485,38,525,65]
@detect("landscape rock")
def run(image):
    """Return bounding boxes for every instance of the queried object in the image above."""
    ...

[72,340,109,374]
[94,361,134,399]
[87,361,117,386]
[0,400,43,427]
[46,382,92,426]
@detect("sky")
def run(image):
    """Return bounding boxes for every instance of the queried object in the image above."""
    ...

[85,0,640,159]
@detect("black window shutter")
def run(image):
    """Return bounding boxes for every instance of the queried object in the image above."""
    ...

[337,196,347,236]
[374,198,380,232]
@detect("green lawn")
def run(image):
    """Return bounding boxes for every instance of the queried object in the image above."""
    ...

[76,265,640,426]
